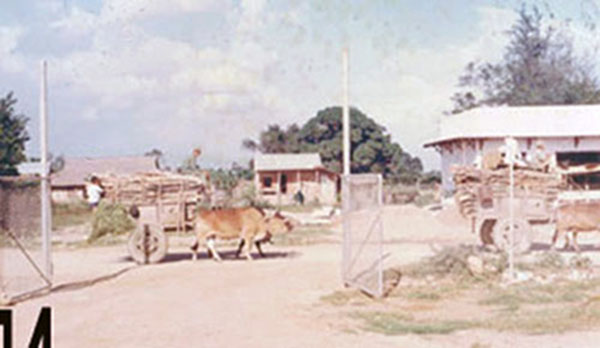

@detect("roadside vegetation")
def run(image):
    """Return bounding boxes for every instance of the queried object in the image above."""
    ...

[52,202,92,230]
[88,202,135,243]
[321,245,600,335]
[272,225,334,246]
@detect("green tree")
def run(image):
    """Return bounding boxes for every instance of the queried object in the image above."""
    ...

[243,124,301,153]
[0,92,29,176]
[244,106,423,183]
[451,6,600,114]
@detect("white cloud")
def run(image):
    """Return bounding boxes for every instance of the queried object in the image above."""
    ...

[39,0,293,166]
[0,26,25,73]
[354,6,517,169]
[50,6,98,36]
[236,0,268,34]
[16,1,584,170]
[99,0,228,23]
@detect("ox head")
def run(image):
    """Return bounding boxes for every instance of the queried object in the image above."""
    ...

[264,211,295,235]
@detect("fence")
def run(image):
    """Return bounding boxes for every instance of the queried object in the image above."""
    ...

[342,174,385,297]
[0,176,51,303]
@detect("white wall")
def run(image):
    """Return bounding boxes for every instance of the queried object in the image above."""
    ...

[438,136,600,193]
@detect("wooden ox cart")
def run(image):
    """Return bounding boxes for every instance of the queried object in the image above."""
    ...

[98,172,210,264]
[453,166,563,253]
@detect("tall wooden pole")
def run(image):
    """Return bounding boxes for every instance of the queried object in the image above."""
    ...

[341,47,350,284]
[40,60,52,280]
[342,48,350,176]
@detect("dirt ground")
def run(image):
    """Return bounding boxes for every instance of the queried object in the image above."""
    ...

[6,204,600,347]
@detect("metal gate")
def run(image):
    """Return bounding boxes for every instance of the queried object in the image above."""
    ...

[342,174,385,297]
[0,177,52,304]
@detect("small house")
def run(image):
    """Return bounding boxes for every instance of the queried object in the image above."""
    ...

[254,153,340,206]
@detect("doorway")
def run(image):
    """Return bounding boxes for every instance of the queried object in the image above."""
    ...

[280,174,288,194]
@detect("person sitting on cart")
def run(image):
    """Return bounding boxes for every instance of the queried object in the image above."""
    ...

[527,140,555,172]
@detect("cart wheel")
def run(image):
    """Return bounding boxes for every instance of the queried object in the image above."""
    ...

[128,223,168,264]
[479,219,496,245]
[492,218,532,253]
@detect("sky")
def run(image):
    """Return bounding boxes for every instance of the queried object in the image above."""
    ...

[1,0,599,170]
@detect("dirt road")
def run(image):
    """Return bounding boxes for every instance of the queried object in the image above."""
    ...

[10,243,431,347]
[6,205,600,347]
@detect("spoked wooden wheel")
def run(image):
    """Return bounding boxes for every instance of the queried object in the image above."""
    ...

[128,223,168,264]
[492,218,532,254]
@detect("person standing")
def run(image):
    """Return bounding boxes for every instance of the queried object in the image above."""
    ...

[85,176,104,210]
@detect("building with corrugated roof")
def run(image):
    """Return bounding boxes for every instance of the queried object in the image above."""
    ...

[51,156,158,202]
[424,105,600,192]
[254,153,340,206]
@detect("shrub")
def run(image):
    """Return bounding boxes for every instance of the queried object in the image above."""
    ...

[407,245,506,281]
[534,251,565,270]
[89,202,135,242]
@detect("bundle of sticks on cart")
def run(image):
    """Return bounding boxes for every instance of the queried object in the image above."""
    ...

[96,172,210,206]
[452,166,564,219]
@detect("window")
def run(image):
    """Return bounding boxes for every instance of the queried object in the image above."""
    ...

[263,177,272,188]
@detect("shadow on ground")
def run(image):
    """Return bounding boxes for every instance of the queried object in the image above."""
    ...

[119,250,301,263]
[530,242,600,253]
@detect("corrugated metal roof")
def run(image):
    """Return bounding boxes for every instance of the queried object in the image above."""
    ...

[254,153,323,171]
[424,104,600,147]
[52,156,158,187]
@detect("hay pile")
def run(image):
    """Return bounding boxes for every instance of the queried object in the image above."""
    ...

[97,172,210,206]
[451,166,563,219]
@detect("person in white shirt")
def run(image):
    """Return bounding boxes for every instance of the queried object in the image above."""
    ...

[85,176,104,209]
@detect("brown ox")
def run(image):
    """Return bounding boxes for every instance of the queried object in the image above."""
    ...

[551,201,600,252]
[191,206,293,261]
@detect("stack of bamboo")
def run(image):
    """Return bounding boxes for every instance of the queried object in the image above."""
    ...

[96,172,210,206]
[451,165,564,219]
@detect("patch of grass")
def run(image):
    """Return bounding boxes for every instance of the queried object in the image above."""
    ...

[278,203,337,214]
[0,229,41,248]
[52,202,92,230]
[392,282,467,301]
[480,280,598,309]
[272,226,333,246]
[475,279,600,333]
[534,251,566,270]
[330,246,600,337]
[570,254,593,269]
[482,305,600,334]
[403,289,442,301]
[351,301,600,336]
[321,290,364,306]
[350,311,476,335]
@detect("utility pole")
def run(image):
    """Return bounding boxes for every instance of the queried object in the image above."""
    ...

[40,60,52,280]
[342,48,350,176]
[341,47,351,284]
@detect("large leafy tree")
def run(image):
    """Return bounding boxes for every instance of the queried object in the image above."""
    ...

[0,92,29,176]
[451,6,600,114]
[244,106,423,183]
